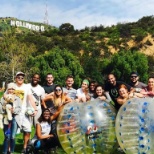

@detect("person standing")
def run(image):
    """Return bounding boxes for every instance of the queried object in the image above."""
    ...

[76,79,91,102]
[43,73,56,108]
[104,73,133,111]
[27,73,45,127]
[63,75,76,100]
[129,72,147,92]
[0,83,21,154]
[13,71,37,154]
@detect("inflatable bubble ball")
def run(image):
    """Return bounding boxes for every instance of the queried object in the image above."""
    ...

[57,99,117,154]
[116,97,154,154]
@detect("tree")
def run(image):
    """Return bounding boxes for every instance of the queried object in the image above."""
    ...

[59,23,74,35]
[0,31,36,83]
[102,50,149,83]
[27,47,84,88]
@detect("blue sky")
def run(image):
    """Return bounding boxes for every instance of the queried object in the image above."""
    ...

[1,0,154,29]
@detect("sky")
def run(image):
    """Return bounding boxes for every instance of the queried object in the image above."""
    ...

[1,0,154,29]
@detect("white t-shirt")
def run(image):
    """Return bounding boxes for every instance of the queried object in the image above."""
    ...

[76,88,86,99]
[40,121,51,136]
[14,83,31,115]
[27,83,45,110]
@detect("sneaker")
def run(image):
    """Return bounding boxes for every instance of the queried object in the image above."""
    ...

[21,148,26,154]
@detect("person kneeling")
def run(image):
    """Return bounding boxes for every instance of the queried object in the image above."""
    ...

[33,108,59,154]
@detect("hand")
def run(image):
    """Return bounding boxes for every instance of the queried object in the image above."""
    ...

[32,110,38,116]
[10,107,14,113]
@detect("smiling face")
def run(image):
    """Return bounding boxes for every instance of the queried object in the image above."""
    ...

[15,75,24,86]
[66,77,74,88]
[81,81,89,91]
[96,86,104,96]
[55,86,62,96]
[119,87,128,98]
[46,74,54,85]
[130,74,139,83]
[108,74,116,86]
[31,74,40,86]
[43,110,51,120]
[148,78,154,89]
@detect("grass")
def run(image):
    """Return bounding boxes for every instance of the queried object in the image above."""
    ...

[0,127,66,154]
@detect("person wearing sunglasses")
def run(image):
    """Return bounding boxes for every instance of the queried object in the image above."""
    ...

[13,72,38,154]
[0,83,21,154]
[104,73,134,111]
[129,72,147,93]
[42,85,72,120]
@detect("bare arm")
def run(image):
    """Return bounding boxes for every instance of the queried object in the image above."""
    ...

[42,96,53,108]
[117,97,128,105]
[36,123,53,140]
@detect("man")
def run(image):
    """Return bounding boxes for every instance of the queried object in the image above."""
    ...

[129,72,147,92]
[63,75,76,100]
[14,71,37,154]
[43,73,56,108]
[104,73,133,111]
[27,73,45,126]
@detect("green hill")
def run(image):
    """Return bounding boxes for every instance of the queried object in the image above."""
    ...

[0,16,154,86]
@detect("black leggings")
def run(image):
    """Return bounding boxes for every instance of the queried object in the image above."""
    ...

[34,136,60,151]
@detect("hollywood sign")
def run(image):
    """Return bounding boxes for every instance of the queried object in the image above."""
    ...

[10,20,45,32]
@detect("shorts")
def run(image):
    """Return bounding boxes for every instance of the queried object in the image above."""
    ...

[20,114,31,133]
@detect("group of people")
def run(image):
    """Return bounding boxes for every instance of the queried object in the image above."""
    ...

[0,71,153,154]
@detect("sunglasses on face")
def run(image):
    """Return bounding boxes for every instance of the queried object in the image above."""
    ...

[16,76,24,80]
[55,88,62,92]
[131,76,137,78]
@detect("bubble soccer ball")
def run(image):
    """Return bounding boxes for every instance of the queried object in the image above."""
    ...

[57,99,117,154]
[116,97,154,154]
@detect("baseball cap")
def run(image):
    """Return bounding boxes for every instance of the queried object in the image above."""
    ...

[16,71,25,77]
[130,72,139,77]
[7,82,16,90]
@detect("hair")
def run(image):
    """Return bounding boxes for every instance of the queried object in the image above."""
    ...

[94,85,105,98]
[107,73,116,79]
[53,85,65,107]
[46,73,54,78]
[38,108,51,124]
[32,73,40,78]
[118,84,128,92]
[66,75,74,80]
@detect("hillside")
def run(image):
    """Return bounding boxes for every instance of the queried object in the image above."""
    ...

[0,16,154,85]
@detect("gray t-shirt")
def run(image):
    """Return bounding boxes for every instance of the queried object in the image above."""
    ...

[63,87,76,100]
[130,81,147,92]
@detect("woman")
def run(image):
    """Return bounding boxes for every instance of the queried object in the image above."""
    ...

[42,85,72,120]
[140,77,154,97]
[117,84,143,105]
[33,108,59,154]
[89,81,98,99]
[76,79,91,102]
[94,85,107,101]
[0,83,21,154]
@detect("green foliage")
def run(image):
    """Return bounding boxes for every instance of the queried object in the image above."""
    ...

[59,23,74,35]
[27,47,84,87]
[102,50,149,82]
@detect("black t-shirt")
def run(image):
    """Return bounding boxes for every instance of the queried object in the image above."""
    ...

[105,81,132,110]
[43,84,56,108]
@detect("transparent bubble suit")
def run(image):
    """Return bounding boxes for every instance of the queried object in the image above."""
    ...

[57,99,117,154]
[116,98,154,154]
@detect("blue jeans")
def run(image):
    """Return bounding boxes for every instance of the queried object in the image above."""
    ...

[3,118,18,154]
